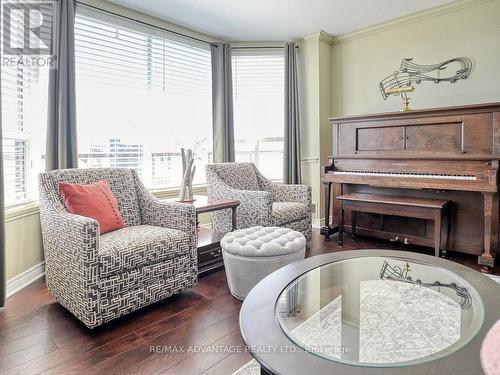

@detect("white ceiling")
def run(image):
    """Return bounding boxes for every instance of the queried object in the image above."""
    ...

[109,0,456,41]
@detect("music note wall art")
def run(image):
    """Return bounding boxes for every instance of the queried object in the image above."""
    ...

[379,57,473,111]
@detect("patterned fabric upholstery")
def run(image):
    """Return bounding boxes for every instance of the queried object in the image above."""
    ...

[100,269,196,323]
[98,255,194,298]
[272,202,310,226]
[38,168,197,329]
[39,168,142,226]
[207,163,260,191]
[98,225,191,278]
[206,163,312,240]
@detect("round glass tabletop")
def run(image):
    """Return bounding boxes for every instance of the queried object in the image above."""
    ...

[275,256,484,368]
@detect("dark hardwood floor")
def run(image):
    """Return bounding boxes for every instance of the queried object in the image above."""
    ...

[1,230,498,375]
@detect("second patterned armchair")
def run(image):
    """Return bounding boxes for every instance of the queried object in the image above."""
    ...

[206,163,312,240]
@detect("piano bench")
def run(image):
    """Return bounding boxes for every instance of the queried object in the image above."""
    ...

[337,193,451,257]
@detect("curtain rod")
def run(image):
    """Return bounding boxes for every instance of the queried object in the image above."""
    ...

[75,2,219,48]
[231,46,299,50]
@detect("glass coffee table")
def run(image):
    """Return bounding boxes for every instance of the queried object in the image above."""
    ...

[239,250,500,375]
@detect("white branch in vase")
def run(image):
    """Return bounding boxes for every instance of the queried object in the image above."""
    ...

[179,148,196,202]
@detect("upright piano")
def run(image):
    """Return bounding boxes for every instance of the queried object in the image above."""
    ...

[322,102,500,270]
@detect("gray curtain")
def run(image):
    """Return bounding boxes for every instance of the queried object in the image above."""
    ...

[211,43,235,163]
[0,55,5,307]
[284,42,302,184]
[46,0,78,171]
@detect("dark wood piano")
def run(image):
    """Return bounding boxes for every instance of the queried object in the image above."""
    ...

[322,102,500,271]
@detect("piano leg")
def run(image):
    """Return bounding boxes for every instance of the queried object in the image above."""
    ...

[321,181,338,238]
[351,211,357,240]
[441,206,450,258]
[434,210,442,257]
[479,192,498,273]
[338,201,344,246]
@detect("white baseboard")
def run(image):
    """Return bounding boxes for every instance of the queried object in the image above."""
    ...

[313,217,331,229]
[6,261,45,298]
[312,218,323,229]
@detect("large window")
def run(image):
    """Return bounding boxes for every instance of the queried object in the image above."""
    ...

[1,2,49,207]
[75,7,212,190]
[232,49,285,181]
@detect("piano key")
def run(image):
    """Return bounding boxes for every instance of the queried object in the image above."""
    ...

[334,171,477,180]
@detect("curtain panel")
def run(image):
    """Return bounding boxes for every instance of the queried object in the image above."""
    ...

[211,43,235,163]
[284,42,302,184]
[46,0,78,170]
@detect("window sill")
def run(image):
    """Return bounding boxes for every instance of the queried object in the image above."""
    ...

[3,185,209,223]
[151,185,207,200]
[5,202,40,222]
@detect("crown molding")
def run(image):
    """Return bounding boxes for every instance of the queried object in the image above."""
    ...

[303,31,321,42]
[318,31,336,45]
[333,0,493,45]
[303,30,336,45]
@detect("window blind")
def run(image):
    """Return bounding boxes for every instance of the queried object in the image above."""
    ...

[232,50,285,100]
[1,0,49,206]
[231,49,285,181]
[75,9,211,96]
[75,6,213,190]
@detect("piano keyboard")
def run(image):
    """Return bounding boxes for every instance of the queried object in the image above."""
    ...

[334,171,477,180]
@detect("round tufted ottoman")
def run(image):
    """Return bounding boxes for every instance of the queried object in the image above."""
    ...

[220,226,306,300]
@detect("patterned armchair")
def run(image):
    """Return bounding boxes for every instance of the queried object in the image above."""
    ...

[206,163,312,240]
[38,168,197,329]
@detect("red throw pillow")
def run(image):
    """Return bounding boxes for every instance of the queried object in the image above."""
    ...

[59,180,125,235]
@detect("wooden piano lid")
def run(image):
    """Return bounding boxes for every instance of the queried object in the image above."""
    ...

[328,101,500,123]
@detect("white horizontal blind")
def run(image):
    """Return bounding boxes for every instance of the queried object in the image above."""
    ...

[232,49,285,181]
[1,1,49,206]
[232,50,285,100]
[75,7,212,189]
[75,10,211,95]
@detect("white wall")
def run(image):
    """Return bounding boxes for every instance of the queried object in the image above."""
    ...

[331,0,500,116]
[298,32,334,220]
[5,208,43,281]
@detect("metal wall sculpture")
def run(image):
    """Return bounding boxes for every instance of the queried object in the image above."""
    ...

[380,57,473,110]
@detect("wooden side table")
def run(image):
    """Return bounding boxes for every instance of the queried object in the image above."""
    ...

[165,195,240,275]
